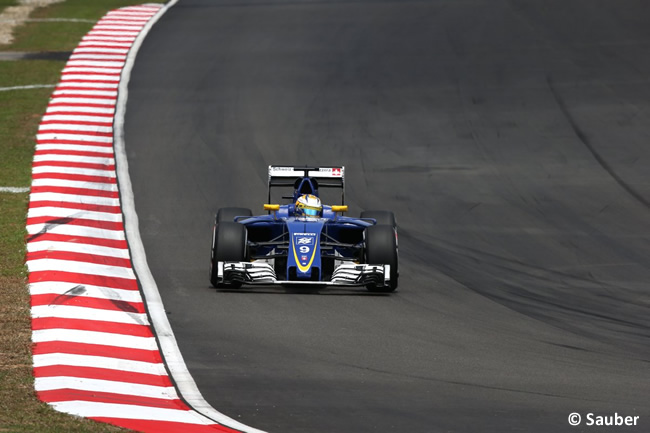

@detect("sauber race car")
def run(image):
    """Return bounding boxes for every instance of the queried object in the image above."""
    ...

[209,166,398,292]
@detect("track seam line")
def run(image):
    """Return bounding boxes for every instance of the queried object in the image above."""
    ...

[546,75,650,210]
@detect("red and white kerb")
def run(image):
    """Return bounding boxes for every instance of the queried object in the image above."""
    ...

[26,5,249,433]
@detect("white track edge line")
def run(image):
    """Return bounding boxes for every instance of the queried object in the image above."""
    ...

[0,186,30,193]
[0,84,56,92]
[112,2,267,433]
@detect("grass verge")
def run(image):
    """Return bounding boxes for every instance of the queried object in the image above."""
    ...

[11,0,158,52]
[0,1,161,431]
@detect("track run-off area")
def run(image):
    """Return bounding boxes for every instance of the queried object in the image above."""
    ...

[120,1,649,432]
[25,3,262,432]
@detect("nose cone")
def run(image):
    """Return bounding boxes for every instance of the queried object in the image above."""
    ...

[287,219,324,280]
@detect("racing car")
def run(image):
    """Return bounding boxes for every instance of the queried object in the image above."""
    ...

[209,165,398,292]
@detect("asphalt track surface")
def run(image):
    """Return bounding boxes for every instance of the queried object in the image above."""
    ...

[124,1,650,432]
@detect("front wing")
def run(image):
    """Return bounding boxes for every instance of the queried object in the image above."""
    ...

[216,261,391,287]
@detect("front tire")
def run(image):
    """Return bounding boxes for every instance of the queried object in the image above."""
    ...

[364,224,399,292]
[217,207,252,224]
[360,210,396,228]
[210,221,247,288]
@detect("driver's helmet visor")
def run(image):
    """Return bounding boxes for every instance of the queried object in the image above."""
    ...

[303,207,320,217]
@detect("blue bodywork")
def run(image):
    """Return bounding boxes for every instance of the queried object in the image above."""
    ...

[237,205,374,282]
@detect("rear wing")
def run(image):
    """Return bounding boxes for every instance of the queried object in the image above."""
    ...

[268,165,345,204]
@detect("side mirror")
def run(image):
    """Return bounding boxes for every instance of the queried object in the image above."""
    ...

[331,205,348,213]
[264,204,280,220]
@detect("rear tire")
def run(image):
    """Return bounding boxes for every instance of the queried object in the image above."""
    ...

[210,221,247,288]
[360,210,396,228]
[364,224,399,292]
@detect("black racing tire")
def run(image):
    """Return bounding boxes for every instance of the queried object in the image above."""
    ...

[360,210,396,228]
[210,222,247,288]
[217,207,252,224]
[364,224,399,292]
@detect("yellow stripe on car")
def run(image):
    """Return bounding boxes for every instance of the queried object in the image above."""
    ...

[292,236,318,273]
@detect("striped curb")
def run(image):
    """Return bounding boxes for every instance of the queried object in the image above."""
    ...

[25,4,264,433]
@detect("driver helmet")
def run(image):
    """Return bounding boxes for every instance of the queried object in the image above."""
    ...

[295,194,322,217]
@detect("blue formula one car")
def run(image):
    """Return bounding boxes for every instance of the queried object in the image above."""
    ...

[209,165,398,292]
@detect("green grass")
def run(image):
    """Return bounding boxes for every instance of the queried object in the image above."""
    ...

[0,0,161,431]
[0,61,64,186]
[11,0,156,52]
[10,21,98,52]
[0,0,18,9]
[0,194,128,433]
[0,193,28,277]
[32,0,151,20]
